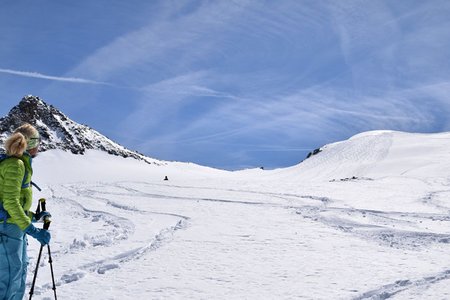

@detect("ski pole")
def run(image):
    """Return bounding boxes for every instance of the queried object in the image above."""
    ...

[47,242,57,299]
[29,199,57,299]
[41,200,57,299]
[29,200,45,300]
[29,242,44,299]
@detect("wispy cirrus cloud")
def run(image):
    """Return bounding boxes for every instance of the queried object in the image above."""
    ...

[0,68,111,85]
[68,1,254,82]
[3,1,450,169]
[138,78,444,150]
[32,0,450,168]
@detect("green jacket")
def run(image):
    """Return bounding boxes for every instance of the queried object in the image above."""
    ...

[0,153,33,230]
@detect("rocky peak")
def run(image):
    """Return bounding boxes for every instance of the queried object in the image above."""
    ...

[0,95,162,165]
[9,95,49,121]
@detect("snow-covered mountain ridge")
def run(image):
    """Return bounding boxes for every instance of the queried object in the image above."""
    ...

[0,95,163,165]
[2,95,448,180]
[267,130,450,182]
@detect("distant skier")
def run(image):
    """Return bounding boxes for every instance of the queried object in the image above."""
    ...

[0,123,51,299]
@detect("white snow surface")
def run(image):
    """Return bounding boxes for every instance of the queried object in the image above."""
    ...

[25,130,450,299]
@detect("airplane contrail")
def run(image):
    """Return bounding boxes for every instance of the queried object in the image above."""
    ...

[0,68,111,85]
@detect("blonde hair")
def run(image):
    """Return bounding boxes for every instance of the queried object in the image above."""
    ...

[5,132,28,157]
[5,123,39,157]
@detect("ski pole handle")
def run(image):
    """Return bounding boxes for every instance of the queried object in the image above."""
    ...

[40,198,46,212]
[35,200,42,215]
[39,198,51,230]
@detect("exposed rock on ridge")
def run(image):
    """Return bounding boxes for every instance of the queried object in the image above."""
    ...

[0,95,162,165]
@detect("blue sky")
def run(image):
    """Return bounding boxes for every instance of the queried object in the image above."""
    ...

[1,1,450,170]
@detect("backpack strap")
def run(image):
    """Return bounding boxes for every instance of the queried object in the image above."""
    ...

[31,181,42,191]
[21,168,29,188]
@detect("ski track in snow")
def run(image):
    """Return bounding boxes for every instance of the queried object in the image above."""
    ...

[352,269,450,300]
[31,181,332,296]
[29,179,450,299]
[296,205,450,249]
[29,182,191,296]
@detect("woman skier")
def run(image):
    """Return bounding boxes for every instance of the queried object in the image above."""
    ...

[0,123,51,299]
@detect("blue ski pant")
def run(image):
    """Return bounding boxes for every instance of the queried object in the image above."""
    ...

[0,223,28,300]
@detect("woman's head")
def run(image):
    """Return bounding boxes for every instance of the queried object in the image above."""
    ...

[5,123,40,157]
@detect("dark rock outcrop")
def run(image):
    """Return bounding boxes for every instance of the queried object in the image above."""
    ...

[0,95,162,165]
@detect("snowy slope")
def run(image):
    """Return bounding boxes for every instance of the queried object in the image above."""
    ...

[22,130,450,299]
[267,130,450,181]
